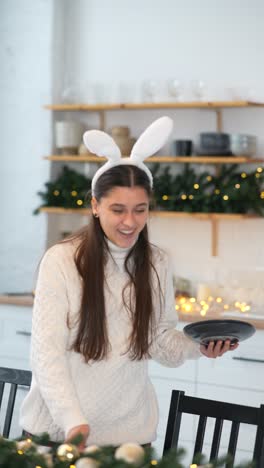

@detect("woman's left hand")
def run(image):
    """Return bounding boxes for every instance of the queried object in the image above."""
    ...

[200,339,239,358]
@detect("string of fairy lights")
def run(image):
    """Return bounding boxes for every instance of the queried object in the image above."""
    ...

[176,294,251,317]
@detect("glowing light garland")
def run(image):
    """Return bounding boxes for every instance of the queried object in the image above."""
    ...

[175,295,251,317]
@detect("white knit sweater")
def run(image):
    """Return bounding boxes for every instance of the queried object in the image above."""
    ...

[20,239,200,445]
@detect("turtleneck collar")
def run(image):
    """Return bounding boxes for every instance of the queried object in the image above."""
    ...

[106,238,136,269]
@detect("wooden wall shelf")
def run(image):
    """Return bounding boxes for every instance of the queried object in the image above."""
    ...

[44,101,264,111]
[39,207,260,257]
[44,155,264,164]
[42,100,264,257]
[39,206,258,220]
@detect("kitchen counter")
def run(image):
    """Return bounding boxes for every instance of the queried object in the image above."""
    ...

[0,294,34,307]
[178,311,264,330]
[1,294,264,330]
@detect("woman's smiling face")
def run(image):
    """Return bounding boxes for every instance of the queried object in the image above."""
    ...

[92,186,150,248]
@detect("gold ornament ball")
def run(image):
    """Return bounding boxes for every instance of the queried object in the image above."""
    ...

[115,443,145,466]
[56,443,79,461]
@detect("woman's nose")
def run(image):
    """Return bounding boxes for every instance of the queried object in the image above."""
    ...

[122,212,135,227]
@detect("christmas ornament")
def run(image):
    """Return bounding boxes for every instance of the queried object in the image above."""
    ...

[37,445,53,467]
[75,457,99,468]
[16,438,36,452]
[43,452,53,468]
[56,442,79,461]
[115,442,145,465]
[83,444,100,454]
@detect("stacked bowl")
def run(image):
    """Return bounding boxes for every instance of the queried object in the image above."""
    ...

[230,134,257,157]
[197,132,231,155]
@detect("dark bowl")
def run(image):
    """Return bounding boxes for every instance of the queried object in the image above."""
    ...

[183,319,255,346]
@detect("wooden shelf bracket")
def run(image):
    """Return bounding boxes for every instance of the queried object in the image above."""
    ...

[211,216,219,257]
[215,109,223,132]
[98,110,106,131]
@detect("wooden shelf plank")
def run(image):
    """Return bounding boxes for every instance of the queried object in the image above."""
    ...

[150,211,257,220]
[39,207,259,219]
[43,155,264,164]
[40,207,91,215]
[44,100,264,111]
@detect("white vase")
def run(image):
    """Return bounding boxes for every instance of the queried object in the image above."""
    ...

[55,121,84,153]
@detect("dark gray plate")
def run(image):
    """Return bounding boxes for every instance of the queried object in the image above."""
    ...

[183,319,255,346]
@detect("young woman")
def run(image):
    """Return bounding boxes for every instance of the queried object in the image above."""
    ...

[20,117,237,449]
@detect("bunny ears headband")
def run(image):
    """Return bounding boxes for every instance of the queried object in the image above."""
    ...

[83,116,174,195]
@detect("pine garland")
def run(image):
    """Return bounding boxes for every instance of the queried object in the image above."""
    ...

[152,164,264,215]
[34,164,264,216]
[0,434,255,468]
[34,166,92,214]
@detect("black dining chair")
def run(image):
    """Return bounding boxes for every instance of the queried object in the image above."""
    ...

[163,389,264,468]
[0,366,32,438]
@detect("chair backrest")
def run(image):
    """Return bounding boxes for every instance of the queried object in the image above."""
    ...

[163,389,264,468]
[0,366,32,438]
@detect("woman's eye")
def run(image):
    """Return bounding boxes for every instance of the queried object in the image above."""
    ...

[112,209,123,214]
[135,209,147,213]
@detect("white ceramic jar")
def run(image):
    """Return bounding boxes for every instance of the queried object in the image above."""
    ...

[55,121,84,153]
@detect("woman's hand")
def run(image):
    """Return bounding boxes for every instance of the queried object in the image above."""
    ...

[66,424,90,450]
[200,339,239,358]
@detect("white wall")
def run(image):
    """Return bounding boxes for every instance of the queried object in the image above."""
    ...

[62,0,264,100]
[1,0,264,302]
[0,0,53,291]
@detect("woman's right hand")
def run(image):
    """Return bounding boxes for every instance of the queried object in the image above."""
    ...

[66,424,90,450]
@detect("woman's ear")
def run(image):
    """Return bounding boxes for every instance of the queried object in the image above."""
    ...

[91,197,99,217]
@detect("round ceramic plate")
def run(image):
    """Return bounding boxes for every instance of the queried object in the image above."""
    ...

[183,319,255,346]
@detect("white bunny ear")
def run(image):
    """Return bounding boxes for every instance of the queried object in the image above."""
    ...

[83,130,122,162]
[130,116,173,162]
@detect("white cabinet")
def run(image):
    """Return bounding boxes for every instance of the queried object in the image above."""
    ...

[197,329,264,393]
[0,304,32,438]
[0,304,32,370]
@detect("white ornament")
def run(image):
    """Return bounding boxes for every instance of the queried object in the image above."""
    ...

[43,453,53,468]
[16,439,36,451]
[36,446,53,467]
[75,457,99,468]
[83,444,100,454]
[115,442,145,465]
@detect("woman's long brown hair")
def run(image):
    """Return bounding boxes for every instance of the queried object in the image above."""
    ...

[67,165,161,362]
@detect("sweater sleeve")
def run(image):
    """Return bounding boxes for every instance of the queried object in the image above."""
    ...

[31,245,88,436]
[149,253,202,367]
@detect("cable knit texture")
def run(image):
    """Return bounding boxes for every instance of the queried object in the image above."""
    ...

[20,239,200,445]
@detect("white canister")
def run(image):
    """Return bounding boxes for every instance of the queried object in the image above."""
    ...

[55,121,84,153]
